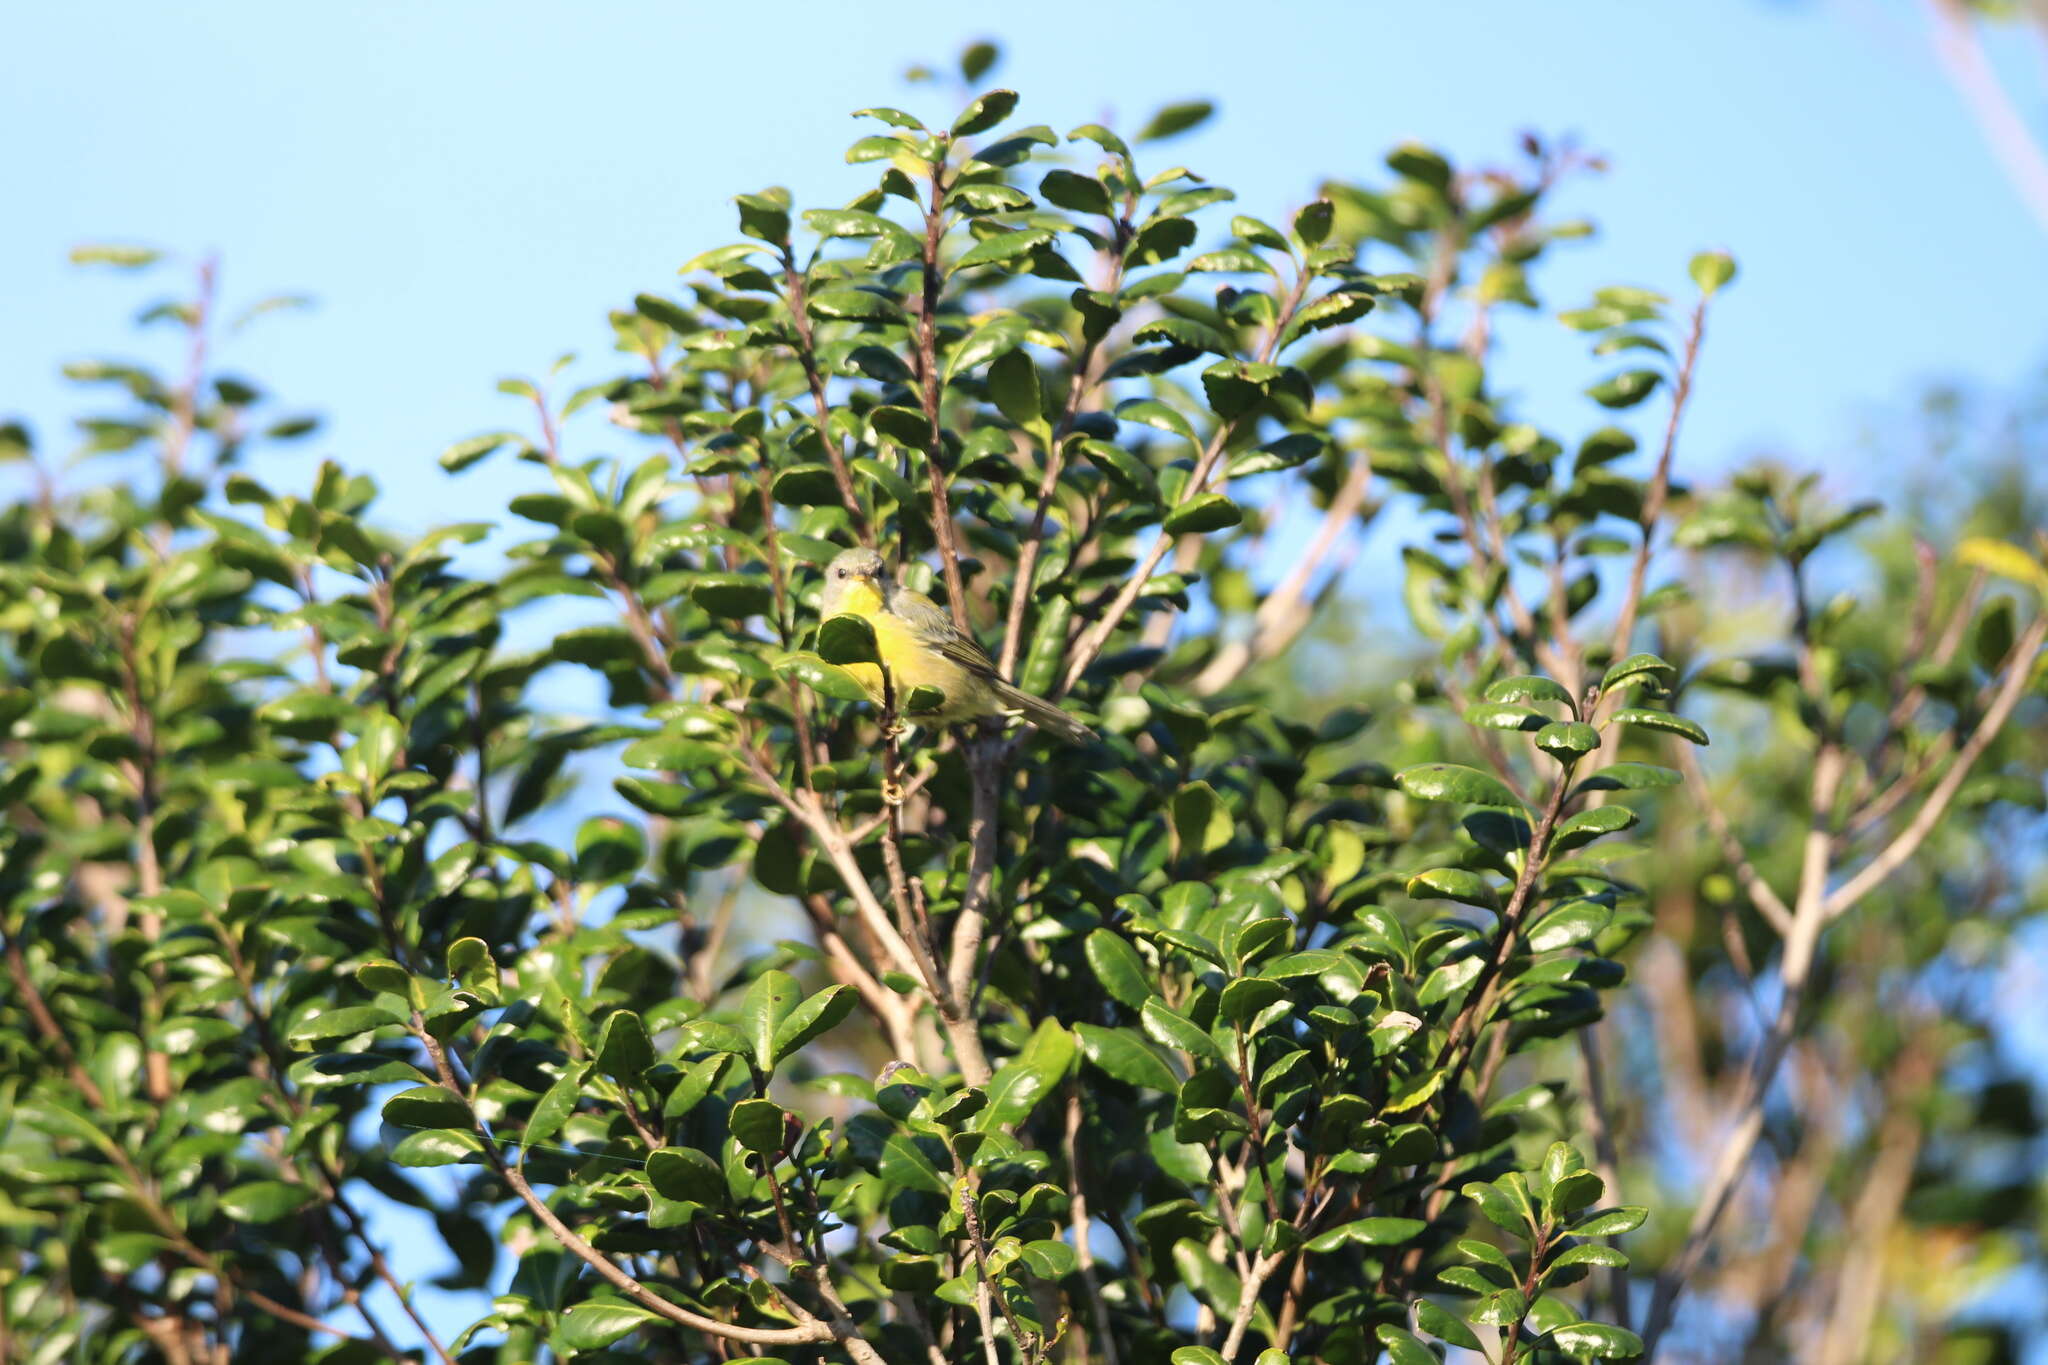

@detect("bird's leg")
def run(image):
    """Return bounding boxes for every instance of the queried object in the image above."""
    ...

[881,708,907,804]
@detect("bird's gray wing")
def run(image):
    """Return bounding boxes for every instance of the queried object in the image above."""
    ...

[887,586,1001,679]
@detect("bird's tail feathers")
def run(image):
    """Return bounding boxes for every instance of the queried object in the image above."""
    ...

[994,682,1094,745]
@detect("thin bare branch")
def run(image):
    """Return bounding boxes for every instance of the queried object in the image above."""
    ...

[1672,739,1796,936]
[1824,614,2045,920]
[1192,443,1375,695]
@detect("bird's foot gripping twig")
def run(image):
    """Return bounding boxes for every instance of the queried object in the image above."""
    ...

[881,777,906,806]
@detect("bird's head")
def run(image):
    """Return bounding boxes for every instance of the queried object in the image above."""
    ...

[820,546,887,616]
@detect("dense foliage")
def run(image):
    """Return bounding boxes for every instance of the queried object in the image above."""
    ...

[3,51,2043,1365]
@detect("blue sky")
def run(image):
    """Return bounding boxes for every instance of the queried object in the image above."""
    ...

[5,0,2046,527]
[7,0,2047,1353]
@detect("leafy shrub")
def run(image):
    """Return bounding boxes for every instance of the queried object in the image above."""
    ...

[4,56,2043,1365]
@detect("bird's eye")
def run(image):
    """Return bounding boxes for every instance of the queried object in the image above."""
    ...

[834,567,846,579]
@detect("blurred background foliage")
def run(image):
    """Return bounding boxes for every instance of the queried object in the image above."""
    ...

[3,18,2047,1365]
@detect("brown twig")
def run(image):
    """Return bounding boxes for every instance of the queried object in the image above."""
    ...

[914,162,971,634]
[1823,615,2046,919]
[1671,739,1796,936]
[1055,269,1311,695]
[998,212,1134,678]
[1605,292,1708,668]
[1062,1088,1119,1365]
[1191,442,1375,695]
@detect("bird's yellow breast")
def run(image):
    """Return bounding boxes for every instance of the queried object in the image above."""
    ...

[832,589,982,722]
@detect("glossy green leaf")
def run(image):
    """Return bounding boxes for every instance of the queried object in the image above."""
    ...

[1605,707,1708,745]
[1544,1323,1646,1358]
[1074,1024,1181,1092]
[1395,763,1522,809]
[559,1302,660,1351]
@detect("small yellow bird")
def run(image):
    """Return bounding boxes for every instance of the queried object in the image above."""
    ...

[817,547,1091,744]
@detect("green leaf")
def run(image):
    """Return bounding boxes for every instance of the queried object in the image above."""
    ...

[1294,199,1334,246]
[558,1302,659,1352]
[1232,215,1289,251]
[354,958,412,996]
[729,1097,789,1155]
[1374,1325,1439,1365]
[647,1146,727,1206]
[817,614,881,666]
[1540,900,1613,957]
[1551,805,1639,851]
[1305,1216,1426,1252]
[1163,492,1243,535]
[974,1019,1074,1130]
[1141,998,1224,1065]
[690,574,774,618]
[773,462,846,505]
[1536,721,1601,761]
[959,41,999,83]
[743,970,803,1075]
[1117,397,1198,446]
[1543,1323,1646,1358]
[1076,439,1157,498]
[1395,763,1522,809]
[954,88,1019,137]
[1486,674,1574,708]
[878,1131,949,1193]
[1464,1180,1533,1235]
[439,432,512,473]
[524,1064,588,1149]
[390,1128,484,1167]
[1133,316,1233,356]
[1084,930,1152,1009]
[1041,169,1111,215]
[1573,762,1681,793]
[663,1054,736,1122]
[70,243,162,269]
[1219,976,1286,1025]
[1464,701,1546,731]
[988,347,1044,426]
[1606,707,1708,745]
[771,985,856,1065]
[809,288,903,321]
[1137,100,1215,142]
[1416,1297,1483,1349]
[575,816,644,883]
[854,105,924,130]
[286,1006,400,1047]
[1600,652,1674,691]
[1171,781,1234,857]
[1074,1024,1180,1091]
[218,1181,317,1223]
[595,1010,653,1086]
[775,651,871,703]
[1550,1243,1629,1271]
[956,228,1053,271]
[1586,369,1662,409]
[383,1084,471,1131]
[1570,1206,1649,1237]
[1406,868,1497,907]
[1689,250,1737,296]
[1189,247,1274,275]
